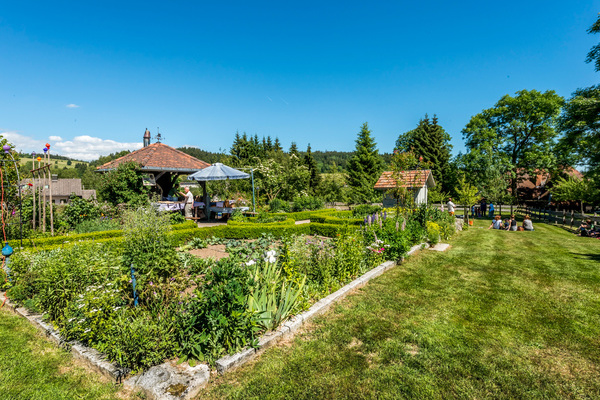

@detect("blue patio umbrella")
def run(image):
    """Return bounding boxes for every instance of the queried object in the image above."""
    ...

[188,163,255,212]
[188,163,249,181]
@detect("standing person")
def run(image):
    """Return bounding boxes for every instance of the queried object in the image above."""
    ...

[447,197,456,216]
[506,214,518,231]
[180,186,194,218]
[488,202,495,218]
[480,198,487,218]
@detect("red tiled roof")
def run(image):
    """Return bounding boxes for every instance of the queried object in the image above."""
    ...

[96,143,210,173]
[374,169,434,189]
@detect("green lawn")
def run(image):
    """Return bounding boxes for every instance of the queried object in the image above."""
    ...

[200,219,600,399]
[0,308,138,400]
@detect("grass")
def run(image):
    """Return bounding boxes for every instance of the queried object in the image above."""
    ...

[0,308,138,400]
[199,218,600,399]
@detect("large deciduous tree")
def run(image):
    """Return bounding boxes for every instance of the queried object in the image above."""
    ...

[462,89,564,202]
[346,122,384,204]
[558,85,600,179]
[395,114,453,192]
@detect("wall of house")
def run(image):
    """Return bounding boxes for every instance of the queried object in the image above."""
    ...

[381,186,428,208]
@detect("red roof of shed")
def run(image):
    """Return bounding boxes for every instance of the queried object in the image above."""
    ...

[374,169,435,189]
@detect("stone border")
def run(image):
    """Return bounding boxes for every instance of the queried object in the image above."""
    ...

[0,298,123,381]
[0,242,429,399]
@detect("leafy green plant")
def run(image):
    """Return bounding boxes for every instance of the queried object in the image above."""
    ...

[177,257,259,364]
[247,256,306,331]
[268,198,290,213]
[426,221,441,245]
[121,206,179,282]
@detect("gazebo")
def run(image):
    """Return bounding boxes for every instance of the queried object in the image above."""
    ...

[96,129,211,205]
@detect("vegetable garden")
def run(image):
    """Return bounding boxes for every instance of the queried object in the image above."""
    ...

[2,204,456,375]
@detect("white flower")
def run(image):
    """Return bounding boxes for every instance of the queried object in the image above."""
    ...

[84,329,91,333]
[266,250,276,258]
[246,259,256,266]
[265,256,276,263]
[68,318,75,322]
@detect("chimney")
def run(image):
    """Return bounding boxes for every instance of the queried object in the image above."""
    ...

[143,128,151,147]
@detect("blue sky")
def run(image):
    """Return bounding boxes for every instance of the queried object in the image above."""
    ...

[1,1,598,161]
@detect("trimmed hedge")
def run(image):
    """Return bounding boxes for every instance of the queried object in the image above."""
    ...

[227,218,296,226]
[21,221,198,251]
[268,209,336,221]
[309,223,344,237]
[18,218,348,253]
[170,223,311,246]
[308,215,363,225]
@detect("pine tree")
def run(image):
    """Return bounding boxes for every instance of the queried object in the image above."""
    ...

[266,136,273,152]
[289,142,299,157]
[346,122,384,203]
[303,144,321,194]
[274,137,283,152]
[395,114,452,192]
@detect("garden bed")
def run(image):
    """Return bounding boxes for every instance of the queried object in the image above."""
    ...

[1,204,457,396]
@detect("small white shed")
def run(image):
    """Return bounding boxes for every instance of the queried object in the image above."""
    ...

[374,169,436,207]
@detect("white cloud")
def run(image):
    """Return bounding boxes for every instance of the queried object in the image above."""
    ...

[0,130,142,161]
[0,131,47,154]
[53,136,143,161]
[66,104,80,108]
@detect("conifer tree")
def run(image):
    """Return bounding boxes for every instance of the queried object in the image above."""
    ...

[346,122,384,203]
[303,144,321,194]
[289,142,299,157]
[266,136,273,152]
[274,137,283,152]
[395,114,453,192]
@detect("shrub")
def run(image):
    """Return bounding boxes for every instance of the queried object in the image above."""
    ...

[73,217,121,233]
[292,195,324,212]
[352,204,382,217]
[269,198,290,213]
[59,196,101,229]
[177,257,259,364]
[121,206,179,282]
[426,221,441,245]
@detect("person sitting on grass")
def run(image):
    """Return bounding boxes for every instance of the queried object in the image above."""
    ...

[488,215,503,229]
[579,219,595,237]
[506,214,518,231]
[522,215,534,231]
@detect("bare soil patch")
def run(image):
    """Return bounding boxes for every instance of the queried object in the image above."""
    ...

[189,245,229,260]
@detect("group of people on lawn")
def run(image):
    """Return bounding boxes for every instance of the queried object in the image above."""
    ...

[488,214,534,231]
[445,198,534,231]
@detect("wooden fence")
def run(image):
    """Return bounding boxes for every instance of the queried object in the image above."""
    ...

[515,205,600,231]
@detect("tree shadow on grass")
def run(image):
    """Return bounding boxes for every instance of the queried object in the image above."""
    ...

[571,252,600,262]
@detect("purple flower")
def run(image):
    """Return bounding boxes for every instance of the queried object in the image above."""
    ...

[128,279,132,283]
[170,277,175,281]
[149,281,154,286]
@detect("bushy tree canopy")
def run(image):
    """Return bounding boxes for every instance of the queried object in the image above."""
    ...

[462,89,564,201]
[396,114,453,192]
